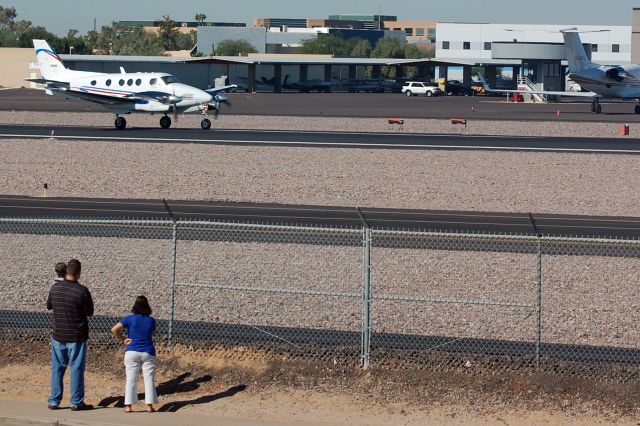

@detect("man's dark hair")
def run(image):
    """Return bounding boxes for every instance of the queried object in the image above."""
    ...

[66,259,81,278]
[131,295,152,316]
[54,262,66,278]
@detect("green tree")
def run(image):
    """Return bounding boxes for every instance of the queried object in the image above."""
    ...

[371,36,405,59]
[299,34,350,56]
[85,22,164,56]
[214,39,257,56]
[0,5,17,31]
[176,31,196,50]
[158,15,178,50]
[349,38,371,58]
[195,13,207,26]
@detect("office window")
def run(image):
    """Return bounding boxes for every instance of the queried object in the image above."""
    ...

[442,41,450,49]
[484,42,492,51]
[591,44,598,52]
[416,27,424,36]
[463,41,471,50]
[405,28,413,36]
[544,63,560,77]
[612,44,620,53]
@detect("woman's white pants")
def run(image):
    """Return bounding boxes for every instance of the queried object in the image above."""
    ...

[124,351,158,405]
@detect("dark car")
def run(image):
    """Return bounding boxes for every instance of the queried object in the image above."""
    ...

[445,81,475,96]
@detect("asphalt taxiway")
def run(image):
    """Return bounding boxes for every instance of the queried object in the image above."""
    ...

[1,124,640,154]
[1,196,639,239]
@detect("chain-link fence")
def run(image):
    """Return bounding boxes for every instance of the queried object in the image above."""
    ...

[1,217,639,380]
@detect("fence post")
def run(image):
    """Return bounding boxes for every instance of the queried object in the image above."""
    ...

[529,213,542,370]
[357,208,372,369]
[164,200,178,349]
[535,238,542,370]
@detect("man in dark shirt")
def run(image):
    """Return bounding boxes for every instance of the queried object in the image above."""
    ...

[46,259,94,411]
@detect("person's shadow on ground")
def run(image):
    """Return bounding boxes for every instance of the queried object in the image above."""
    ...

[98,371,238,409]
[157,384,247,412]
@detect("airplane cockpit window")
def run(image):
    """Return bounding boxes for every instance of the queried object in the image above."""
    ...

[161,75,180,85]
[106,79,111,86]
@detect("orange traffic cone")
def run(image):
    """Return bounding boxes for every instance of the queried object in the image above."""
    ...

[556,109,560,117]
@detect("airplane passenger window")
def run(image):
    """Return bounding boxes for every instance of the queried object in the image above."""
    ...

[119,79,125,86]
[161,76,180,85]
[127,79,133,86]
[135,78,142,86]
[90,80,96,86]
[150,78,157,86]
[106,79,111,86]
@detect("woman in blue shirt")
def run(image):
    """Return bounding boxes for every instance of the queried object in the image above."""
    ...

[111,295,157,413]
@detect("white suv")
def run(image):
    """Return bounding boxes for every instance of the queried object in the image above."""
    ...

[402,81,442,97]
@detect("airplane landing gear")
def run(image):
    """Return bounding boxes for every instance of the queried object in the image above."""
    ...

[591,99,602,114]
[114,116,126,130]
[201,118,211,130]
[160,115,171,129]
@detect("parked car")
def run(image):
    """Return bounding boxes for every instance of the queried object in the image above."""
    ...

[445,81,475,96]
[401,81,443,97]
[344,79,384,93]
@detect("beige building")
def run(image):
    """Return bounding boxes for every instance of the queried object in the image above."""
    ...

[383,20,436,45]
[0,48,37,88]
[633,8,640,63]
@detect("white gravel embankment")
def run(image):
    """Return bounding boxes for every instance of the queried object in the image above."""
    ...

[1,110,640,137]
[4,234,640,349]
[1,137,640,217]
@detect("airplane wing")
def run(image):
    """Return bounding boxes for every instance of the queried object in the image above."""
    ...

[205,84,238,94]
[476,74,600,98]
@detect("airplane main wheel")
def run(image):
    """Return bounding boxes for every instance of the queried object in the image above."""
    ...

[160,116,171,129]
[201,118,211,130]
[635,105,640,114]
[114,117,126,130]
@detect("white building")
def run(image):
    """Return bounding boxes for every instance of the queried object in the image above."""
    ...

[436,23,631,65]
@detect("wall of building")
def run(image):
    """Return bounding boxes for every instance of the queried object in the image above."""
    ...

[436,23,631,65]
[632,9,640,64]
[383,20,436,43]
[0,48,36,88]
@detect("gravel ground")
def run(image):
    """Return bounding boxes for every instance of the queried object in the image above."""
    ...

[1,110,640,137]
[1,137,640,217]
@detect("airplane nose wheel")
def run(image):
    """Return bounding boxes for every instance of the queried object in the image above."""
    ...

[114,116,127,130]
[201,118,211,130]
[160,115,172,129]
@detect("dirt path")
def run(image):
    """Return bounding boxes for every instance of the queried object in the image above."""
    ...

[0,341,638,425]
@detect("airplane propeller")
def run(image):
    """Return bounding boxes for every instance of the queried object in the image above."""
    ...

[209,93,231,118]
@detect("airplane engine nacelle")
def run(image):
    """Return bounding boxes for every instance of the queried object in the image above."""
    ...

[605,67,626,82]
[133,101,170,112]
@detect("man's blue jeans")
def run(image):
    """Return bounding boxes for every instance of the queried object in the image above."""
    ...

[48,338,87,407]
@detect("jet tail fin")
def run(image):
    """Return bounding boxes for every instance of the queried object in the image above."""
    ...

[561,29,596,73]
[33,39,71,81]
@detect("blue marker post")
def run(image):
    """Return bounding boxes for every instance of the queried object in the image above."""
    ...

[43,182,48,197]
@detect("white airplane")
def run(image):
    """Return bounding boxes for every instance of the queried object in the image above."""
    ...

[479,29,640,114]
[29,39,235,130]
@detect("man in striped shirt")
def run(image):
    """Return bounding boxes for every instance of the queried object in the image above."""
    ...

[46,259,94,411]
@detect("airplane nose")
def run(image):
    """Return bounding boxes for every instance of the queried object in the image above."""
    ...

[203,91,213,104]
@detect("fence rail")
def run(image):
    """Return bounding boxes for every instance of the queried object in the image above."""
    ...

[1,216,639,381]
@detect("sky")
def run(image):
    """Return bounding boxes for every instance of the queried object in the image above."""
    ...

[4,0,640,36]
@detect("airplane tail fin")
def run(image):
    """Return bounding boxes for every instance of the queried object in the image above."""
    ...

[33,39,71,81]
[561,29,595,73]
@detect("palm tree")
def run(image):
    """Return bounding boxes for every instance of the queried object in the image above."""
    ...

[195,13,207,26]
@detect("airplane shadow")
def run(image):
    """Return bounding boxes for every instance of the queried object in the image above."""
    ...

[97,372,213,408]
[157,384,247,412]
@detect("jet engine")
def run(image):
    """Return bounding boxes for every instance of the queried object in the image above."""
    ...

[605,67,626,82]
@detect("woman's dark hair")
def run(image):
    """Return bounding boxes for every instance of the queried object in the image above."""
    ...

[131,295,152,316]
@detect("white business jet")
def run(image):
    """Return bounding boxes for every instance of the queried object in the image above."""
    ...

[29,39,235,129]
[479,29,640,114]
